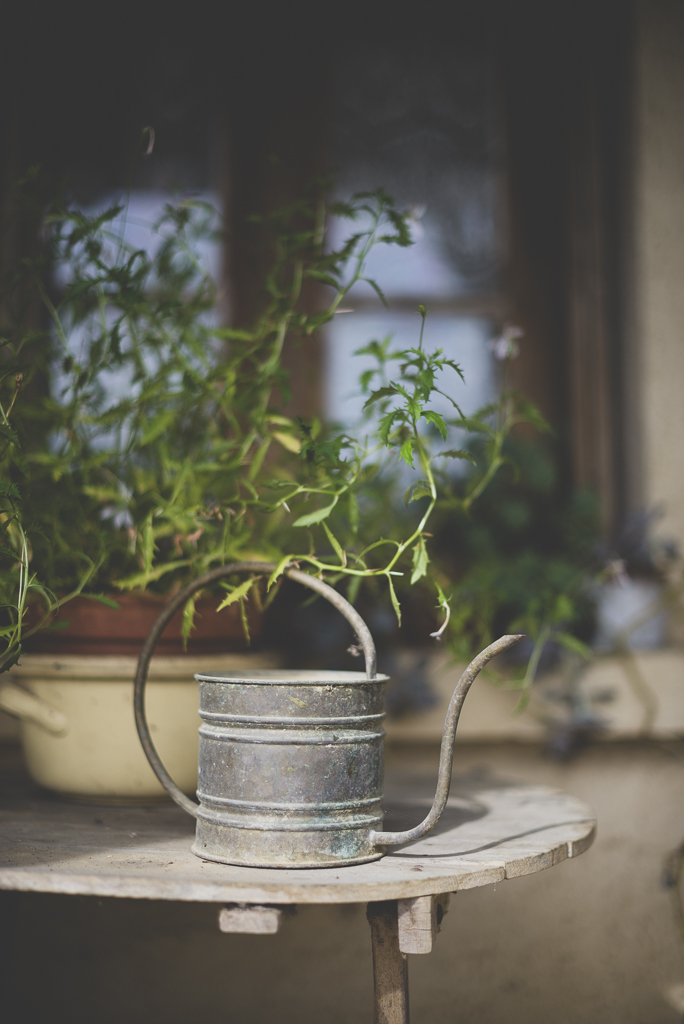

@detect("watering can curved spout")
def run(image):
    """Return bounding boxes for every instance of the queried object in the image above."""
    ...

[370,632,523,848]
[134,562,523,867]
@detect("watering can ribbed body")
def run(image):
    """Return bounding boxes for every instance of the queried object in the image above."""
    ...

[193,669,388,867]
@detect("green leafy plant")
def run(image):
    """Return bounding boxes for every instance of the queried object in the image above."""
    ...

[0,178,552,675]
[0,380,106,672]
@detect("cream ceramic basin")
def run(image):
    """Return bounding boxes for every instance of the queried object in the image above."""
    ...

[0,653,278,801]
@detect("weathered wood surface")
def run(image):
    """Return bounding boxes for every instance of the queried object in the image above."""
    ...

[367,901,409,1024]
[397,893,450,955]
[0,782,595,904]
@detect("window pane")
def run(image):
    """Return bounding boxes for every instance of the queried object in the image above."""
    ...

[326,30,503,426]
[332,33,502,295]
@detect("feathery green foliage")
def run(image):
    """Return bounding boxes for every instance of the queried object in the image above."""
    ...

[0,179,557,678]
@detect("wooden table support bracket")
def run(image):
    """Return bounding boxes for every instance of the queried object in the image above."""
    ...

[397,893,451,955]
[218,904,286,934]
[367,893,452,1023]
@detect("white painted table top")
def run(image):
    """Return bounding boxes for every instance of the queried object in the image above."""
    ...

[0,782,595,904]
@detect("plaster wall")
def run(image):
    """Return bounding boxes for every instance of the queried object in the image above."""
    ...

[630,0,684,546]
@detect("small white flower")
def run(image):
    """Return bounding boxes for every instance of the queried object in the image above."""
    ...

[605,559,630,587]
[490,324,523,361]
[406,204,427,240]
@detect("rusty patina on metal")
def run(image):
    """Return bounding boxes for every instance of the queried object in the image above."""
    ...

[133,561,522,868]
[193,669,388,867]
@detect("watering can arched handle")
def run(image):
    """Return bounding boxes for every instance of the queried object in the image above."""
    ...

[133,561,377,818]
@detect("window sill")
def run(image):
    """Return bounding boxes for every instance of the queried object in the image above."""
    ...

[384,647,684,744]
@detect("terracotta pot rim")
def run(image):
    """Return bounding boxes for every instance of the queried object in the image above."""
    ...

[24,591,261,656]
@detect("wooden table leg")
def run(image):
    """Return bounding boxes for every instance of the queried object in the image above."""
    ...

[366,900,409,1024]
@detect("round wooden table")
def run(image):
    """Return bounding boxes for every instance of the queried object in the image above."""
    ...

[0,782,595,1023]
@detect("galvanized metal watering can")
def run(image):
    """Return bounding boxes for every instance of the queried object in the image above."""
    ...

[134,562,522,869]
